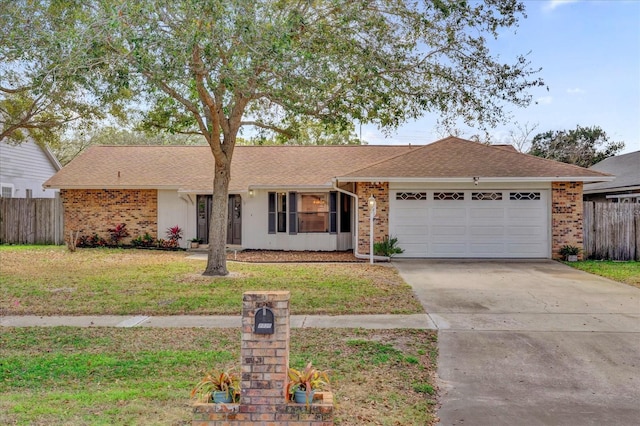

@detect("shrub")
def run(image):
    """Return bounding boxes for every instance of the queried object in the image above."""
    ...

[374,236,404,257]
[107,223,130,246]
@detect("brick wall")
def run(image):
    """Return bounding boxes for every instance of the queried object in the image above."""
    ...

[61,189,157,244]
[356,182,389,255]
[551,182,584,260]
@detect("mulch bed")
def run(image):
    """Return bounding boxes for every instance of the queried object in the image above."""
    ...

[224,249,367,263]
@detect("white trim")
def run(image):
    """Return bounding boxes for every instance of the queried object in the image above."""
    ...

[584,185,640,194]
[606,193,640,199]
[335,176,614,183]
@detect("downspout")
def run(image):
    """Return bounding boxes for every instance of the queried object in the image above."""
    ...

[332,180,389,262]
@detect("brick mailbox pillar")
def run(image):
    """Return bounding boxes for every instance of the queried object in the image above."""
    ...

[192,291,333,426]
[240,291,290,414]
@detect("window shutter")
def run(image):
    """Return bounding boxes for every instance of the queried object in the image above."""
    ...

[289,192,297,235]
[268,192,276,234]
[329,191,337,234]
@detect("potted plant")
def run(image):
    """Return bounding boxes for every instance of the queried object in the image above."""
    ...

[286,362,330,405]
[190,369,240,404]
[189,237,202,249]
[559,245,580,262]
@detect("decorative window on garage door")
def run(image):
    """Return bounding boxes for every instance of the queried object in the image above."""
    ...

[472,192,503,200]
[509,192,541,200]
[434,192,464,200]
[396,192,427,200]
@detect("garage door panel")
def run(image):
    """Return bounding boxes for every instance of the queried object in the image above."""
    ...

[390,190,549,258]
[431,208,466,219]
[432,226,466,236]
[507,226,544,236]
[507,242,547,254]
[431,242,467,255]
[470,226,504,236]
[508,208,545,219]
[470,243,506,254]
[469,208,504,219]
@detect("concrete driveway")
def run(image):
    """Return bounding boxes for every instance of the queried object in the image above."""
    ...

[394,260,640,426]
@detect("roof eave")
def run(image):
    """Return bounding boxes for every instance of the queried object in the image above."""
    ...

[44,184,181,190]
[583,184,640,194]
[334,176,615,183]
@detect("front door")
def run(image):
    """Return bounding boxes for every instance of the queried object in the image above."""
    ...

[197,194,242,245]
[227,194,242,245]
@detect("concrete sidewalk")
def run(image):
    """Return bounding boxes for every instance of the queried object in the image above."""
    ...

[0,313,435,329]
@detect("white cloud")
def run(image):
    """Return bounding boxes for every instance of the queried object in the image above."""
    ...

[567,88,586,95]
[544,0,580,12]
[536,96,553,105]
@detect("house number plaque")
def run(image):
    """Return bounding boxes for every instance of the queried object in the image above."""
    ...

[254,306,275,334]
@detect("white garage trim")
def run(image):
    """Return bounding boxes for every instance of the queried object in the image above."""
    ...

[389,189,550,258]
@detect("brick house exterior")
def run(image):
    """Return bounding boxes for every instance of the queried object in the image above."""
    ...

[46,138,611,259]
[61,189,157,244]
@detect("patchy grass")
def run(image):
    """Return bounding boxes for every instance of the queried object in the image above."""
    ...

[0,246,423,315]
[567,260,640,289]
[0,327,438,426]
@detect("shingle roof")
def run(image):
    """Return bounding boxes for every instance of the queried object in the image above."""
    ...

[338,137,612,181]
[584,150,640,193]
[44,145,412,192]
[44,137,611,192]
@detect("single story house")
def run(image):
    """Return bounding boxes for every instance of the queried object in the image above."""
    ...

[44,137,612,259]
[583,150,640,203]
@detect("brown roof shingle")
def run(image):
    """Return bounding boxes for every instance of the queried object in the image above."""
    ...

[338,137,612,181]
[44,138,611,191]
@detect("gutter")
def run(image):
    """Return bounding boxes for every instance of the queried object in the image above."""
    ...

[332,179,389,262]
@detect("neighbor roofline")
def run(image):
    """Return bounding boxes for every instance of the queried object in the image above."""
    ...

[583,184,640,194]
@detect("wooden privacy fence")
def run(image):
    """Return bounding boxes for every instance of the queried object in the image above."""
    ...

[0,197,64,245]
[583,202,640,261]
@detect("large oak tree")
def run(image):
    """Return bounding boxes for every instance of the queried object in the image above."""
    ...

[3,0,544,275]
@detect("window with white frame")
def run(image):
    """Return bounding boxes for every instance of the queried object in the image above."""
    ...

[1,185,13,198]
[298,193,329,233]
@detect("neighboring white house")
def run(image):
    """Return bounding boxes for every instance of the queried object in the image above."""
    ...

[0,139,62,198]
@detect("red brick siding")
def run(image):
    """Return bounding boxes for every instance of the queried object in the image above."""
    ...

[551,182,584,260]
[61,189,157,244]
[355,182,389,255]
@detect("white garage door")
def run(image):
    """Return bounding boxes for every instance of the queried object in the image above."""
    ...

[389,190,549,258]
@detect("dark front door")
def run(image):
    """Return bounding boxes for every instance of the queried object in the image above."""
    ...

[197,194,242,245]
[227,194,242,245]
[197,195,212,244]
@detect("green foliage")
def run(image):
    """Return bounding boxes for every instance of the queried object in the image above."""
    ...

[286,361,330,403]
[190,369,241,403]
[529,125,624,167]
[131,232,155,248]
[565,260,640,288]
[374,236,405,257]
[2,0,545,275]
[559,245,580,258]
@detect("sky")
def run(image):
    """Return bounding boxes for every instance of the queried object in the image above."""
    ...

[362,0,640,154]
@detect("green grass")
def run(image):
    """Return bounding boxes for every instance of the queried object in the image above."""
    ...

[0,246,423,315]
[566,260,640,288]
[0,327,438,426]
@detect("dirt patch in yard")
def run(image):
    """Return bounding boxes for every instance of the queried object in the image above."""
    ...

[225,249,367,263]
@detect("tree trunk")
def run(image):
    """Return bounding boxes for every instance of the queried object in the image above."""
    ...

[203,156,231,276]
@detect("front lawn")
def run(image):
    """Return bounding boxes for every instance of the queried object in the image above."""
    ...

[0,246,423,315]
[0,327,438,426]
[567,260,640,289]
